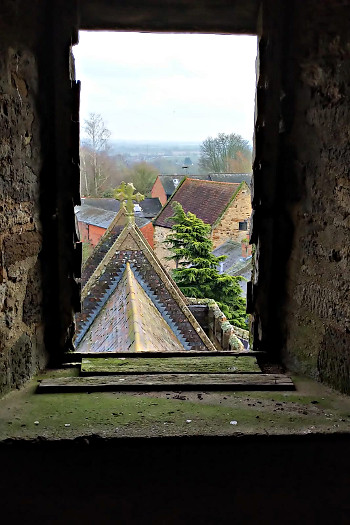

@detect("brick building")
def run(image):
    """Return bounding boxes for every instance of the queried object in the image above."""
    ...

[153,178,251,269]
[75,197,161,248]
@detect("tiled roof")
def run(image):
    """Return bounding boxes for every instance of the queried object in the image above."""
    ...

[75,223,217,353]
[78,262,186,353]
[159,175,210,196]
[154,178,241,228]
[209,173,252,185]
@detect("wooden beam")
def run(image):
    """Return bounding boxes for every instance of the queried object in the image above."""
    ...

[79,0,259,34]
[64,350,266,361]
[38,373,294,392]
[80,356,262,375]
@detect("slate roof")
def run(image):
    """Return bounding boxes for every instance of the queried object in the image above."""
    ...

[75,205,117,229]
[82,198,120,212]
[75,203,151,233]
[77,261,186,353]
[209,173,252,186]
[75,222,217,353]
[82,197,161,218]
[213,240,252,298]
[213,240,242,274]
[154,178,241,228]
[137,197,162,218]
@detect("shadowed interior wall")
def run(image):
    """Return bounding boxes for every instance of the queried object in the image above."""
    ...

[0,2,47,394]
[0,0,81,395]
[280,1,350,393]
[250,0,350,394]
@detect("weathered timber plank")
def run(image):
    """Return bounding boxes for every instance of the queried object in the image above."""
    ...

[65,351,264,362]
[80,0,259,34]
[37,373,294,393]
[80,356,261,375]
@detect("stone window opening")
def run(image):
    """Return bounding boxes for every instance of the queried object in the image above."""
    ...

[73,29,257,355]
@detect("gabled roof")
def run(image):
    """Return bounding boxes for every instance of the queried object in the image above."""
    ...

[75,222,217,353]
[77,261,186,353]
[154,178,242,228]
[209,173,252,185]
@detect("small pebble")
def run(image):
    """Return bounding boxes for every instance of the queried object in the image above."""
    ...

[64,424,71,427]
[230,420,238,425]
[186,419,192,423]
[34,421,39,425]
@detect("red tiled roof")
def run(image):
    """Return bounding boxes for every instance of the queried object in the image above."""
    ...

[154,178,240,228]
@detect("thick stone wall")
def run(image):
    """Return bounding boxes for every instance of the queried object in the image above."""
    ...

[280,1,350,393]
[153,225,175,271]
[0,3,48,394]
[0,1,81,395]
[211,186,251,249]
[251,0,350,393]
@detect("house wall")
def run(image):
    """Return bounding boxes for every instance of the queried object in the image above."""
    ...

[153,226,174,271]
[78,221,89,243]
[140,222,154,249]
[89,224,106,247]
[151,177,167,206]
[211,186,252,249]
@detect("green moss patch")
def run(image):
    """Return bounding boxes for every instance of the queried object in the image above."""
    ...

[0,370,350,441]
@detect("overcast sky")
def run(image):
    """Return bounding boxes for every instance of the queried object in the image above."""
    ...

[74,32,257,144]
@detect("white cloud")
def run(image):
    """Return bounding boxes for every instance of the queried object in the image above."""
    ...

[74,32,257,142]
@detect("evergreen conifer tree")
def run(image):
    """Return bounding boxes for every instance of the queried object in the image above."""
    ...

[165,202,248,329]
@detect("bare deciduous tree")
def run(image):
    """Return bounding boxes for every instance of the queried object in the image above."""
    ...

[81,113,112,196]
[199,132,252,173]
